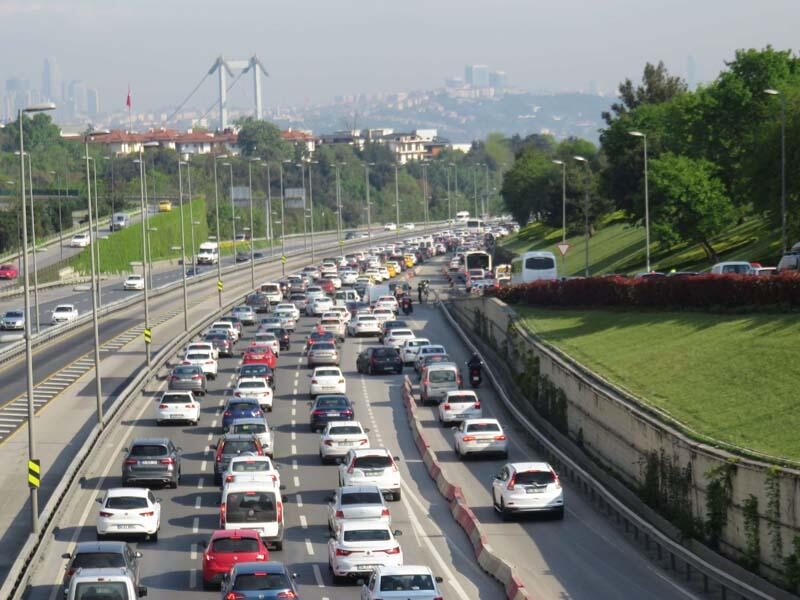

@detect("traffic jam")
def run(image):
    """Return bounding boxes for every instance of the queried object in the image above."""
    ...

[62,221,566,600]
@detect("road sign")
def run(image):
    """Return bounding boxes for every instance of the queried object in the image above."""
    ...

[143,328,152,344]
[217,279,224,291]
[28,459,40,488]
[280,255,287,265]
[556,242,571,257]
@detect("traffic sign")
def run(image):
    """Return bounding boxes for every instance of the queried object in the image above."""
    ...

[217,279,224,292]
[280,255,287,265]
[28,459,40,488]
[143,328,152,344]
[556,242,571,257]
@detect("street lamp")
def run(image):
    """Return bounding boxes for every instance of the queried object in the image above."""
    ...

[85,156,104,307]
[628,131,651,272]
[133,140,158,368]
[221,161,236,259]
[294,163,309,251]
[364,163,375,242]
[247,157,260,288]
[394,164,401,240]
[184,156,197,268]
[49,170,64,260]
[472,165,479,217]
[15,151,40,334]
[279,160,291,272]
[764,89,787,253]
[446,165,452,222]
[177,159,189,331]
[334,162,346,248]
[552,160,567,243]
[18,101,55,534]
[421,162,429,226]
[306,161,318,262]
[573,155,591,277]
[212,154,227,307]
[264,162,274,259]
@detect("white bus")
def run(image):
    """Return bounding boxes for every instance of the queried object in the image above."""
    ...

[464,250,492,274]
[465,218,484,235]
[455,211,470,224]
[511,251,558,283]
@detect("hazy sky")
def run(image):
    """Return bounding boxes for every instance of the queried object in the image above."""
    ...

[1,0,798,112]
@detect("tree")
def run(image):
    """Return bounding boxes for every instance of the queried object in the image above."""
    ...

[235,117,292,162]
[602,61,687,126]
[648,154,735,260]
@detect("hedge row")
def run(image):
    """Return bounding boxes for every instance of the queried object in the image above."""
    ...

[490,273,800,309]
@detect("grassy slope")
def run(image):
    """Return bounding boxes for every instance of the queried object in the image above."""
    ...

[518,307,800,460]
[501,212,783,276]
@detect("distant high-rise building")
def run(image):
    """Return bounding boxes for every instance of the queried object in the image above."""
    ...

[687,55,697,90]
[42,58,60,101]
[489,70,508,89]
[68,80,88,116]
[465,64,489,88]
[87,88,100,118]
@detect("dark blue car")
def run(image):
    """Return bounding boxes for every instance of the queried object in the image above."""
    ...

[222,398,263,428]
[309,394,354,432]
[220,561,298,599]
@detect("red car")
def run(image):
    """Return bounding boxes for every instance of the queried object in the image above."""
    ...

[201,528,269,589]
[318,278,335,294]
[242,346,277,369]
[0,264,18,279]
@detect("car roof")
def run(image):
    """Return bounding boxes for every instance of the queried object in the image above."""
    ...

[446,390,478,398]
[425,362,458,370]
[326,420,362,428]
[73,540,129,553]
[350,447,390,457]
[106,487,149,498]
[224,479,279,493]
[209,528,262,541]
[236,377,269,385]
[508,461,553,472]
[229,417,267,426]
[232,561,287,575]
[375,565,434,576]
[131,438,170,446]
[340,519,391,531]
[219,433,259,442]
[339,484,381,495]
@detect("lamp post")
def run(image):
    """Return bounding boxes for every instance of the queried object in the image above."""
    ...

[16,151,40,334]
[133,140,158,368]
[295,163,308,251]
[177,160,189,331]
[49,170,63,260]
[573,155,591,277]
[247,157,259,288]
[483,163,490,218]
[265,163,274,259]
[452,163,459,214]
[17,102,55,535]
[185,157,197,268]
[472,166,479,217]
[221,161,235,259]
[628,131,651,272]
[364,163,374,242]
[446,165,452,222]
[334,163,345,248]
[307,161,318,262]
[551,160,567,243]
[764,89,787,253]
[212,155,227,307]
[87,156,104,307]
[279,161,289,272]
[394,164,400,240]
[421,162,429,226]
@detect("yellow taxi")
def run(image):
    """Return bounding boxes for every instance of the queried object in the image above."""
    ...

[385,263,397,278]
[158,200,173,212]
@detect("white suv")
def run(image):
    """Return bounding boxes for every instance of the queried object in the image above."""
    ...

[438,390,482,424]
[338,448,402,501]
[491,462,564,520]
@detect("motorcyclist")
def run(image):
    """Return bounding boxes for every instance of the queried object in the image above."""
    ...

[417,282,424,303]
[402,295,413,314]
[467,353,483,372]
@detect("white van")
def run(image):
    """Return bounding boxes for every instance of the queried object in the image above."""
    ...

[260,282,283,305]
[710,261,754,275]
[197,241,219,265]
[220,480,284,549]
[67,568,148,599]
[334,289,360,306]
[510,251,558,284]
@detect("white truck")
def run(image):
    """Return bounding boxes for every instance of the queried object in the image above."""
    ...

[366,283,392,305]
[197,241,219,265]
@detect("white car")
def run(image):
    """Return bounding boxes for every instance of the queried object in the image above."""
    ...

[306,286,326,302]
[384,328,415,349]
[371,308,394,324]
[347,314,381,337]
[402,222,416,230]
[96,487,161,540]
[310,366,347,398]
[328,485,390,535]
[274,303,300,321]
[222,454,280,487]
[253,331,280,356]
[383,222,397,231]
[364,268,384,282]
[210,321,239,342]
[377,266,391,281]
[413,345,447,373]
[400,338,430,365]
[51,304,79,324]
[233,377,274,412]
[70,232,91,248]
[155,391,200,425]
[438,390,482,424]
[338,448,402,501]
[307,296,334,316]
[361,565,444,600]
[327,275,343,289]
[374,295,399,313]
[454,418,508,459]
[319,421,369,463]
[340,269,359,285]
[320,262,338,276]
[123,274,145,290]
[185,341,218,360]
[492,462,565,520]
[182,351,218,379]
[323,308,350,324]
[328,520,403,584]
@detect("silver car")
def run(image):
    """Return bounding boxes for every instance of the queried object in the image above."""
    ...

[1,309,24,330]
[307,342,340,368]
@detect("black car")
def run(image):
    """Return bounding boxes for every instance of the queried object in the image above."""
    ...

[345,232,356,240]
[62,541,142,591]
[204,332,233,357]
[245,292,271,313]
[309,395,354,432]
[276,327,291,351]
[238,363,275,389]
[235,252,250,263]
[122,438,182,488]
[356,346,403,375]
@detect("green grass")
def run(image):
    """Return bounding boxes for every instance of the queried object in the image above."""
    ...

[69,199,209,274]
[501,212,783,275]
[518,307,800,461]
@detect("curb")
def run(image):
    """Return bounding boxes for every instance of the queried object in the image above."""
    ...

[400,375,532,600]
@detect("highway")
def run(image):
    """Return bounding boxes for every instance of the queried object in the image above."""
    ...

[18,257,699,600]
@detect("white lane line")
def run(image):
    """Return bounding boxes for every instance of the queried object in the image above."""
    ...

[292,459,298,471]
[292,398,296,407]
[296,494,304,508]
[305,538,314,555]
[312,564,324,587]
[189,545,198,589]
[194,496,201,509]
[198,477,204,489]
[200,460,208,471]
[293,476,300,488]
[291,431,296,441]
[299,514,308,529]
[211,418,218,428]
[291,407,296,417]
[294,371,299,379]
[190,543,198,560]
[192,516,199,533]
[206,432,213,442]
[291,444,297,455]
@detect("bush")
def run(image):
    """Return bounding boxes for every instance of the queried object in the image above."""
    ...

[489,273,800,311]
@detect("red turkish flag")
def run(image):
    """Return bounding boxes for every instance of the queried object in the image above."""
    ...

[126,86,132,109]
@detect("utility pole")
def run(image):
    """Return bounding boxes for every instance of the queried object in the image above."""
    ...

[446,167,452,222]
[394,164,400,240]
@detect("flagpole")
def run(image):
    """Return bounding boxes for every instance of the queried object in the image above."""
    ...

[126,85,132,132]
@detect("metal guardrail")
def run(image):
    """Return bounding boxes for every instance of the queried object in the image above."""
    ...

[439,297,786,600]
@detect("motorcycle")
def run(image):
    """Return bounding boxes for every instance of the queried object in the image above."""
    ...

[402,299,413,315]
[469,366,482,388]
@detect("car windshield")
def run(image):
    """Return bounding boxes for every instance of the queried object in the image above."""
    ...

[353,455,391,469]
[229,401,259,411]
[315,397,348,409]
[106,496,148,510]
[187,353,211,360]
[55,307,72,313]
[225,492,277,523]
[238,381,266,389]
[222,440,258,455]
[129,445,167,457]
[722,264,752,274]
[466,422,501,433]
[233,460,271,472]
[343,528,391,542]
[316,369,340,377]
[173,366,200,376]
[211,537,261,553]
[516,471,556,485]
[380,574,435,592]
[233,572,290,591]
[429,370,456,383]
[373,348,399,358]
[422,346,445,355]
[233,423,266,434]
[313,343,336,351]
[341,491,382,505]
[161,394,192,404]
[329,425,362,435]
[240,366,270,377]
[74,582,129,600]
[5,311,23,318]
[71,552,126,569]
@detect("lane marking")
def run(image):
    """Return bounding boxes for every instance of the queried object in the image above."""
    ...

[200,460,207,471]
[292,459,298,471]
[312,564,324,587]
[192,516,199,533]
[194,496,201,509]
[296,494,303,508]
[305,538,315,555]
[299,514,308,529]
[293,476,300,488]
[198,477,204,489]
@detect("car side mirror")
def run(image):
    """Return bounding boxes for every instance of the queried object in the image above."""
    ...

[137,586,148,597]
[96,497,103,504]
[61,552,71,559]
[156,497,162,503]
[393,529,403,536]
[435,576,444,583]
[364,427,370,433]
[393,456,401,461]
[135,551,143,558]
[209,444,217,449]
[279,485,286,491]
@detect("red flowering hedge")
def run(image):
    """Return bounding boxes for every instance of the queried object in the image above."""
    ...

[488,273,800,310]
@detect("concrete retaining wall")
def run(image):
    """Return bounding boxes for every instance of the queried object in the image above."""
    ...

[447,296,800,586]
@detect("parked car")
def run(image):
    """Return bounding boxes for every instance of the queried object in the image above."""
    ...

[96,487,161,540]
[121,438,182,488]
[491,462,564,520]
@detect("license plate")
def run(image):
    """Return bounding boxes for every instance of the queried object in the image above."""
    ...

[141,460,158,465]
[115,524,135,529]
[364,470,383,476]
[525,487,544,494]
[360,564,381,570]
[169,414,183,419]
[338,441,354,446]
[327,412,339,417]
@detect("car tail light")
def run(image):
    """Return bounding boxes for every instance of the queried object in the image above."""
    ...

[313,409,326,416]
[226,592,245,600]
[181,361,190,365]
[359,438,368,445]
[507,475,517,491]
[552,469,562,489]
[224,411,232,417]
[457,374,462,385]
[226,475,235,483]
[380,546,401,555]
[324,440,334,446]
[66,568,76,578]
[342,409,353,416]
[443,403,450,410]
[423,377,429,386]
[494,435,507,441]
[234,392,241,397]
[124,458,137,465]
[216,448,223,462]
[160,457,175,465]
[277,501,283,523]
[335,510,344,519]
[170,376,179,381]
[381,508,390,517]
[474,401,481,409]
[158,404,168,409]
[335,548,353,556]
[311,379,318,384]
[462,435,476,442]
[98,511,114,517]
[140,511,155,517]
